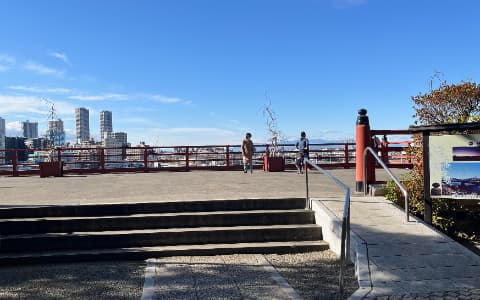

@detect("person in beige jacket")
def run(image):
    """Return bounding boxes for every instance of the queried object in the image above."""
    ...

[241,132,255,173]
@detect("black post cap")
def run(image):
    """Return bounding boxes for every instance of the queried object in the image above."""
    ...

[356,108,370,126]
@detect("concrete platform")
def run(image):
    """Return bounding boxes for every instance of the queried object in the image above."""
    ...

[0,169,404,206]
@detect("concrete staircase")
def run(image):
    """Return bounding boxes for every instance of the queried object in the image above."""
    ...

[0,198,328,264]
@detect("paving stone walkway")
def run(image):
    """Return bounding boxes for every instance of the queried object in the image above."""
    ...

[318,196,480,299]
[141,254,302,300]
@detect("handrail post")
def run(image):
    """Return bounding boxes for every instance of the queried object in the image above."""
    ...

[346,200,351,262]
[305,162,310,209]
[304,158,351,294]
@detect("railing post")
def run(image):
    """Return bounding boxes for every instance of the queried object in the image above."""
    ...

[57,148,63,176]
[12,150,18,177]
[344,143,349,168]
[185,146,190,171]
[143,148,149,172]
[100,148,106,173]
[381,137,389,164]
[226,145,230,169]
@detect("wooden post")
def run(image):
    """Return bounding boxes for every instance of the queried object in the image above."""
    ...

[355,109,375,192]
[423,132,432,224]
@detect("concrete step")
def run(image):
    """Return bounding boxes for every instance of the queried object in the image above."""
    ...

[0,241,329,265]
[0,224,323,253]
[0,198,307,219]
[0,209,314,234]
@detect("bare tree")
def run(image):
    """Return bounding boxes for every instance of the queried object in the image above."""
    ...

[262,92,284,156]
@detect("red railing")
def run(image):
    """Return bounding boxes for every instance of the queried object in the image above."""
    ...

[0,139,413,176]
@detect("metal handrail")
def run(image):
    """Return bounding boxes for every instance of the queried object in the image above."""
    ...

[303,158,351,295]
[363,146,410,222]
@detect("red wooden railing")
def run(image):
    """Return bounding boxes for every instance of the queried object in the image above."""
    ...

[0,139,413,176]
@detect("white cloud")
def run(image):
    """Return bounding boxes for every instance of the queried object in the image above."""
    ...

[127,127,240,146]
[150,94,182,104]
[68,93,129,101]
[332,0,367,9]
[68,92,187,104]
[24,61,65,77]
[0,94,76,116]
[7,85,72,94]
[6,121,23,136]
[0,54,15,72]
[49,51,69,64]
[135,93,189,104]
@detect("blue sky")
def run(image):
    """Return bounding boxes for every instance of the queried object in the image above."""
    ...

[1,0,480,146]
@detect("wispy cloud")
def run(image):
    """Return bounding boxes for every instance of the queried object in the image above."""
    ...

[138,93,191,105]
[0,54,15,72]
[49,51,69,64]
[150,94,183,104]
[69,92,189,104]
[128,127,239,146]
[7,85,72,94]
[24,61,65,77]
[332,0,367,9]
[68,93,129,101]
[0,94,76,116]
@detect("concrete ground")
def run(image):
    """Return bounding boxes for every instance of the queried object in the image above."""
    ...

[0,169,406,206]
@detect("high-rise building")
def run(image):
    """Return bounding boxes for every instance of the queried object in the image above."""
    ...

[103,131,128,161]
[112,132,128,145]
[100,111,113,142]
[22,120,38,138]
[48,119,66,146]
[0,117,5,164]
[0,117,6,137]
[75,107,90,144]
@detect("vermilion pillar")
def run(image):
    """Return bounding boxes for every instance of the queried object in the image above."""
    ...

[355,109,375,192]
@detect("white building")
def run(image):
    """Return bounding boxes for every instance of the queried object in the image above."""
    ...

[75,107,90,144]
[100,110,113,143]
[103,133,124,162]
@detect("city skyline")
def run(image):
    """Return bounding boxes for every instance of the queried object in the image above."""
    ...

[1,1,480,145]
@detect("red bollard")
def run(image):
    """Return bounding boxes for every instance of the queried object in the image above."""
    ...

[355,109,376,192]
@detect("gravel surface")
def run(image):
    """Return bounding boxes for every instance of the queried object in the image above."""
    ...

[0,261,145,300]
[265,250,358,300]
[0,252,359,300]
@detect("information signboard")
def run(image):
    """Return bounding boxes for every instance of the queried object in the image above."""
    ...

[430,134,480,198]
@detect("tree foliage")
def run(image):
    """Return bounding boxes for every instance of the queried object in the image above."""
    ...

[412,81,480,125]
